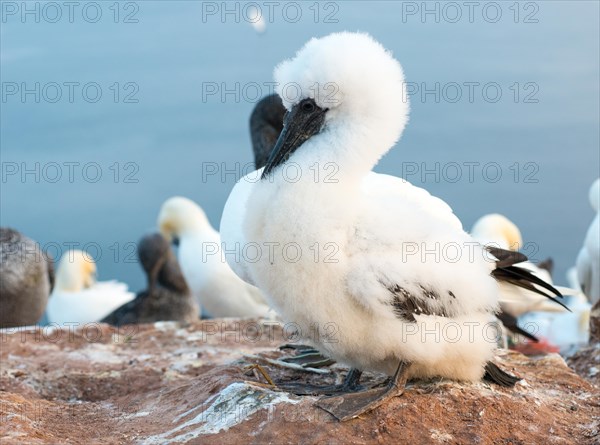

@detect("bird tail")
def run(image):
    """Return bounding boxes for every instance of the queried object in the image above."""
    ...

[496,311,539,342]
[487,246,570,312]
[483,362,520,387]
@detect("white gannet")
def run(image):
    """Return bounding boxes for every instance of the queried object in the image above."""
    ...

[47,250,134,325]
[247,5,266,34]
[470,213,570,317]
[224,32,566,421]
[0,228,54,328]
[575,178,600,304]
[102,233,199,326]
[158,196,273,319]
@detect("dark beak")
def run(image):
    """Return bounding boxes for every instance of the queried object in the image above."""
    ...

[172,236,180,247]
[262,98,327,179]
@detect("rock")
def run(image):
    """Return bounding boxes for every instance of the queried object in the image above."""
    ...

[566,300,600,386]
[1,320,599,444]
[568,342,600,385]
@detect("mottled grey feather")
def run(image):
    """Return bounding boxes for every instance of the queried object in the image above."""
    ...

[0,227,52,327]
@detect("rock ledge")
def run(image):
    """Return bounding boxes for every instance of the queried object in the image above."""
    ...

[1,320,598,444]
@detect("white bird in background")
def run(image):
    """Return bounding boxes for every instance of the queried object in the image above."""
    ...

[575,178,600,305]
[247,5,266,34]
[47,250,134,325]
[470,213,570,317]
[471,213,525,251]
[158,196,273,319]
[223,32,566,421]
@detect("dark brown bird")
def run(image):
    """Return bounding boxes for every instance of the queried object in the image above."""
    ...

[101,233,198,326]
[0,227,54,328]
[250,93,286,169]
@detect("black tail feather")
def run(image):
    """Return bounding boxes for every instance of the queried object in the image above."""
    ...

[487,246,570,312]
[496,265,563,298]
[497,311,539,342]
[492,267,571,312]
[483,362,521,387]
[486,246,528,268]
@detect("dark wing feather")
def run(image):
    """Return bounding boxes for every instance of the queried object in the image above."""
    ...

[101,292,145,326]
[483,361,520,387]
[487,246,570,312]
[492,267,570,312]
[486,246,527,268]
[383,282,450,322]
[497,311,538,342]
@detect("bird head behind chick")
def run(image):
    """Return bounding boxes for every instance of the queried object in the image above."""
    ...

[158,196,213,244]
[137,232,189,294]
[471,213,524,251]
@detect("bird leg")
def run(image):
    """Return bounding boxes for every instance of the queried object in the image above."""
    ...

[276,367,364,396]
[317,360,411,422]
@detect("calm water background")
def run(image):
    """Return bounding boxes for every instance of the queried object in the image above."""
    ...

[1,1,598,292]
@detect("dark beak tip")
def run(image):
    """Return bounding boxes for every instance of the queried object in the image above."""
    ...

[261,100,327,179]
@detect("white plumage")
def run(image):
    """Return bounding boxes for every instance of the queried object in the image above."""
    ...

[575,178,600,304]
[158,196,273,319]
[221,176,260,286]
[47,250,134,325]
[225,32,511,382]
[221,171,462,285]
[471,214,524,252]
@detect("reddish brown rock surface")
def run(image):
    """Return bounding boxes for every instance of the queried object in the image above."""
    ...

[1,320,599,444]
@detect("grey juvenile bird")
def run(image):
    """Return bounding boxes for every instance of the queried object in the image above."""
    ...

[101,233,198,326]
[0,227,54,328]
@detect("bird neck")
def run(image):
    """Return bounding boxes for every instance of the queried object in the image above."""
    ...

[157,258,190,294]
[54,267,85,292]
[179,222,219,242]
[275,126,386,186]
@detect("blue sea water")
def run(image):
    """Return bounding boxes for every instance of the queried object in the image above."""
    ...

[1,1,598,292]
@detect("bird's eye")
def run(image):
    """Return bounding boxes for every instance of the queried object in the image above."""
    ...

[301,101,315,113]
